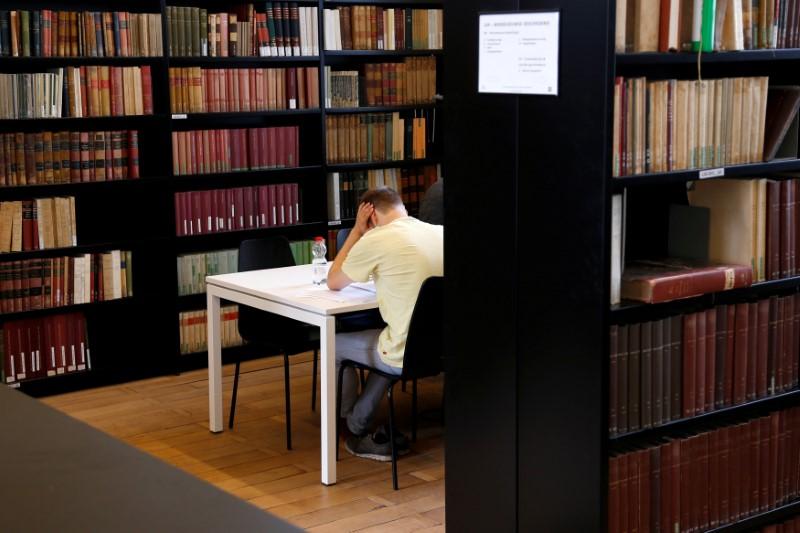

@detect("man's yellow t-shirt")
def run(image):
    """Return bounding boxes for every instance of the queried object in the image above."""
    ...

[341,217,444,368]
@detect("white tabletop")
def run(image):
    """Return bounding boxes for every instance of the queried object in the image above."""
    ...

[206,264,378,316]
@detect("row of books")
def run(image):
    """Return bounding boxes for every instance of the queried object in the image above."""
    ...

[322,7,443,51]
[168,67,320,114]
[608,407,800,533]
[1,313,89,385]
[0,10,163,58]
[179,306,243,355]
[326,165,439,221]
[612,76,770,177]
[325,113,428,164]
[689,178,800,284]
[0,251,132,315]
[323,57,438,108]
[166,4,319,58]
[171,127,299,176]
[0,66,153,120]
[326,229,343,261]
[177,249,238,296]
[610,295,800,436]
[0,130,140,186]
[0,197,76,254]
[174,184,301,237]
[617,0,800,53]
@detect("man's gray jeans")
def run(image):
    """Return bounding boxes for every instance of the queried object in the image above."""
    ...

[336,328,402,436]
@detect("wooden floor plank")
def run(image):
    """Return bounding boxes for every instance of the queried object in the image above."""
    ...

[45,355,445,531]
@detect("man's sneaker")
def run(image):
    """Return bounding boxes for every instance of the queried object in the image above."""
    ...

[345,432,393,462]
[375,425,411,456]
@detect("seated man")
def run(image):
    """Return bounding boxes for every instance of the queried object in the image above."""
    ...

[327,187,444,461]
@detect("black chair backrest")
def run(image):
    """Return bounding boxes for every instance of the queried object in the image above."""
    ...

[237,236,296,342]
[336,228,351,252]
[401,276,444,380]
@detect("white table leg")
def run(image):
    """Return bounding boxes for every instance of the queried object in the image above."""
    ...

[320,316,337,485]
[207,290,223,433]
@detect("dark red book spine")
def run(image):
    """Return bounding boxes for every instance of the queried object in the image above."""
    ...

[683,313,697,418]
[747,301,759,401]
[696,312,707,415]
[757,299,770,398]
[127,131,139,178]
[705,309,716,412]
[618,324,629,434]
[734,303,750,405]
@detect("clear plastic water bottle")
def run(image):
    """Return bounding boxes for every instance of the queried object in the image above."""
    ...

[311,236,327,285]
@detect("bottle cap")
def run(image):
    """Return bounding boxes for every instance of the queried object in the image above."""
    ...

[314,236,324,241]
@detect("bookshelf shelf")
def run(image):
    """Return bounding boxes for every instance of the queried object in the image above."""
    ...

[0,56,165,67]
[616,49,800,66]
[167,56,320,65]
[610,159,800,191]
[610,276,800,324]
[0,115,166,129]
[325,0,442,5]
[324,103,437,114]
[0,242,132,262]
[610,388,800,449]
[170,165,324,190]
[0,297,132,322]
[706,500,800,533]
[171,110,322,122]
[174,222,326,254]
[0,179,143,198]
[326,158,439,171]
[12,368,91,388]
[324,49,443,57]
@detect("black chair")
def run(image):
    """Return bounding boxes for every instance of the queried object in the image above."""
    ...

[229,236,320,450]
[335,276,443,490]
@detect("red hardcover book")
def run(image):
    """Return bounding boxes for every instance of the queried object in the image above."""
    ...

[234,187,245,230]
[190,192,201,235]
[741,422,752,519]
[696,311,706,415]
[291,126,299,167]
[747,301,759,401]
[683,313,697,418]
[276,127,287,168]
[243,187,254,229]
[705,308,716,411]
[734,303,750,404]
[783,297,795,392]
[730,425,742,521]
[794,294,800,388]
[629,450,641,533]
[778,297,786,392]
[286,67,297,109]
[141,65,153,115]
[291,183,300,224]
[609,455,620,533]
[128,131,139,178]
[770,412,780,507]
[679,436,692,530]
[202,190,212,234]
[622,260,753,303]
[757,299,770,398]
[767,180,781,280]
[268,185,277,226]
[782,180,793,277]
[276,183,286,226]
[267,127,277,168]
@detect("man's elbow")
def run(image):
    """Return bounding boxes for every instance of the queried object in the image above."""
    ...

[327,270,348,291]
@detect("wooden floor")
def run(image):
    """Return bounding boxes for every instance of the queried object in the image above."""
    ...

[42,352,446,532]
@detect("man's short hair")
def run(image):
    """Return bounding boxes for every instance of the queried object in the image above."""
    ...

[360,187,404,213]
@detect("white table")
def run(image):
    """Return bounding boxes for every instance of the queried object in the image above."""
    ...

[206,264,378,485]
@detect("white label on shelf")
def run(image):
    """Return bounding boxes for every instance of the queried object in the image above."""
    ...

[328,220,342,226]
[172,114,188,120]
[290,99,297,110]
[699,168,725,179]
[478,11,560,96]
[10,383,19,389]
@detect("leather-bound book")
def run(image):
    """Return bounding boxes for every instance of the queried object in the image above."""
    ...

[621,259,753,303]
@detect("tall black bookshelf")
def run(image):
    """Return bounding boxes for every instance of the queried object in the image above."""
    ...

[2,0,444,390]
[445,0,800,532]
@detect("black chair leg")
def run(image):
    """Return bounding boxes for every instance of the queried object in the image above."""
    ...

[336,362,347,461]
[283,352,292,450]
[311,348,318,412]
[411,378,418,442]
[228,360,241,429]
[387,382,399,490]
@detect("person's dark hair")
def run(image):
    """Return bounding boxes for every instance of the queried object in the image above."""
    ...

[359,187,404,213]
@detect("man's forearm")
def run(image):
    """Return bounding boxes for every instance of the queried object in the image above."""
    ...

[327,228,363,289]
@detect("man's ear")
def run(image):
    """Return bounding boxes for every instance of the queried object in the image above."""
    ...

[369,211,378,228]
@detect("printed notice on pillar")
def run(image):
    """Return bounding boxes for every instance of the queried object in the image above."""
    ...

[478,11,560,96]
